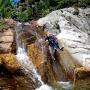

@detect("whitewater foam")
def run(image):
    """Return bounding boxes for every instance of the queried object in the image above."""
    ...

[36,84,53,90]
[57,81,72,89]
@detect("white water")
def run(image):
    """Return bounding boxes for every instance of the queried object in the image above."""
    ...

[36,84,53,90]
[15,22,53,90]
[57,81,72,89]
[16,47,44,84]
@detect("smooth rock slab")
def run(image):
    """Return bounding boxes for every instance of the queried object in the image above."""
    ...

[37,7,90,71]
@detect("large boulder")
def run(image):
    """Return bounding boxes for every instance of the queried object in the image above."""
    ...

[37,7,90,73]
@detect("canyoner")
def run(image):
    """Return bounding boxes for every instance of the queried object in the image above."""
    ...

[45,33,64,61]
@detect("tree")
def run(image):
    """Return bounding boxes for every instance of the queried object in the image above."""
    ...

[0,0,13,18]
[0,0,90,21]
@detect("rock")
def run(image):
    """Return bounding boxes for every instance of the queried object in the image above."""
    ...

[27,44,44,68]
[0,20,46,73]
[72,6,79,15]
[37,7,90,76]
[0,28,14,53]
[0,54,21,72]
[0,19,16,53]
[4,19,16,28]
[73,8,79,15]
[74,67,90,79]
[37,10,62,35]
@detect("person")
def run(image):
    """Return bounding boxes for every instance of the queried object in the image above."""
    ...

[45,33,64,51]
[45,33,64,61]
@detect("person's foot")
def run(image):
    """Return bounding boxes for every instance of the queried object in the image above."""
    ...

[60,47,64,51]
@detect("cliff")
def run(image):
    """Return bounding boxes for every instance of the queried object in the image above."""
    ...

[37,7,90,79]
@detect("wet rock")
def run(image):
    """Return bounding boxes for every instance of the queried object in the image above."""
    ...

[39,62,57,85]
[27,43,59,86]
[27,44,44,68]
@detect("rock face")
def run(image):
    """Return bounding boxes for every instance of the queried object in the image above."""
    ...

[0,20,45,72]
[0,29,14,53]
[0,19,15,53]
[0,54,21,72]
[0,19,20,72]
[0,21,42,90]
[37,7,90,72]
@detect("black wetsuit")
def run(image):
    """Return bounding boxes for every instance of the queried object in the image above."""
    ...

[45,35,60,50]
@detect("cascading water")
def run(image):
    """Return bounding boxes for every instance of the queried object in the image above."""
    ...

[15,22,53,90]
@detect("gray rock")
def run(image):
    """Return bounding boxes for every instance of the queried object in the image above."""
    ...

[37,7,90,70]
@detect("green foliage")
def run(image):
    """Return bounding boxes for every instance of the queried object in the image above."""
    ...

[56,0,78,8]
[16,8,32,22]
[78,0,90,7]
[0,0,13,18]
[0,0,90,22]
[35,0,50,17]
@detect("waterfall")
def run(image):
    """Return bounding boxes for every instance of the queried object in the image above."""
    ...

[15,22,53,90]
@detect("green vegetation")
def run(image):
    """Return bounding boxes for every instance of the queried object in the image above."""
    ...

[0,0,90,22]
[0,0,13,18]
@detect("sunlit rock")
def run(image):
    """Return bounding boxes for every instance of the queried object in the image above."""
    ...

[27,44,44,67]
[37,7,90,76]
[0,54,21,72]
[0,30,14,52]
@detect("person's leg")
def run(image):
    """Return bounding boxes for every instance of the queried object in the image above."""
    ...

[49,46,55,61]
